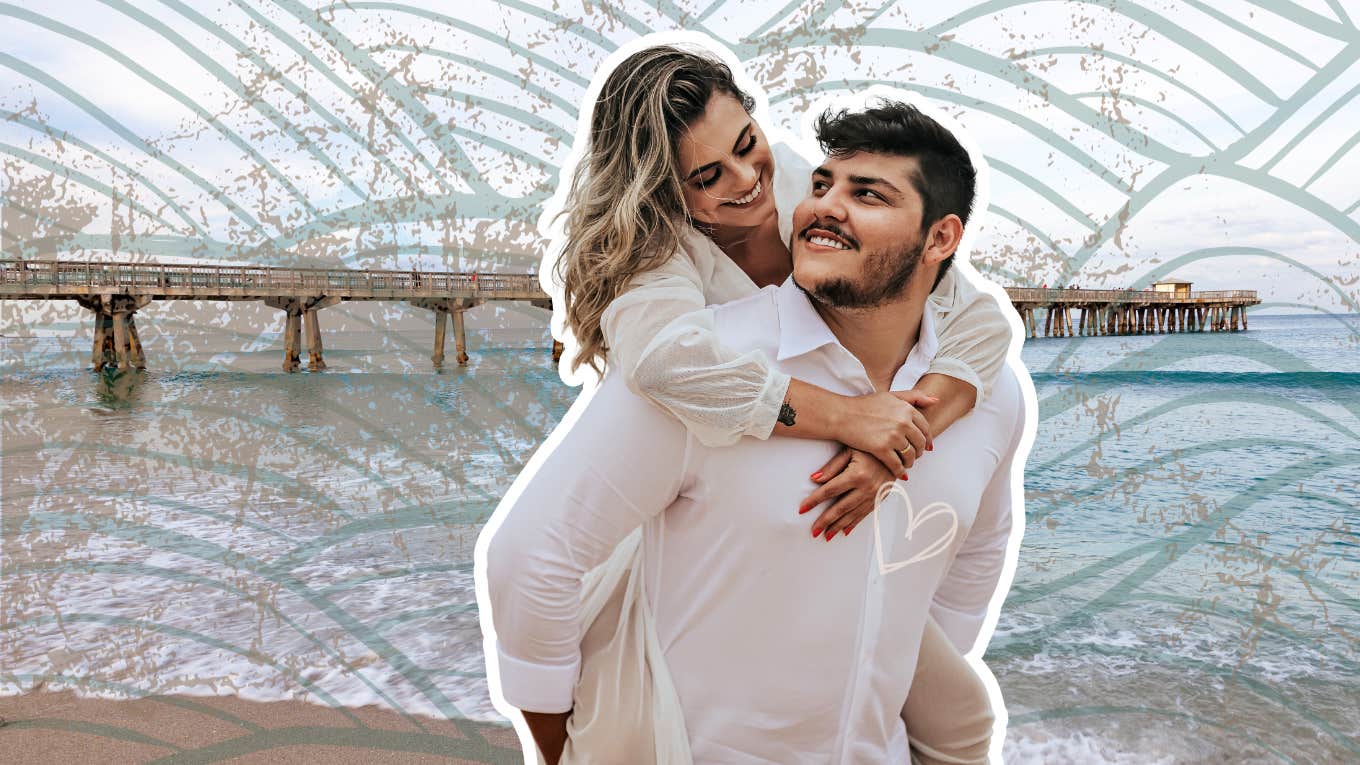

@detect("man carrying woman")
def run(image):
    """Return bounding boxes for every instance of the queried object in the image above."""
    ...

[477,35,1029,764]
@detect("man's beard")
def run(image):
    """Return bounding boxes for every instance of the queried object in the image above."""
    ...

[798,235,926,310]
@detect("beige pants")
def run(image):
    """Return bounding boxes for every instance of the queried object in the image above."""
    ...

[552,531,994,764]
[905,617,995,765]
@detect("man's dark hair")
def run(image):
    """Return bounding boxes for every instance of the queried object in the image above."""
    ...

[813,100,976,289]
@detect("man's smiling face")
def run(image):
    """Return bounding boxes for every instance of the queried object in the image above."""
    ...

[791,151,929,309]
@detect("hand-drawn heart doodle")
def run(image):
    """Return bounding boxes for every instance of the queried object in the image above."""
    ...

[872,481,958,576]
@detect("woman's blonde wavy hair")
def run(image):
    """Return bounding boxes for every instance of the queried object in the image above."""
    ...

[555,45,755,376]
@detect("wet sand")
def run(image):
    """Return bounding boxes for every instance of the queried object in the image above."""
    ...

[0,690,526,764]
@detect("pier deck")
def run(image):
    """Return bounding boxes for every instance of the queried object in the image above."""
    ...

[1,259,1261,372]
[1007,287,1261,338]
[0,259,554,371]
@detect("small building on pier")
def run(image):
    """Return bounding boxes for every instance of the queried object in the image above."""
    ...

[1151,280,1193,298]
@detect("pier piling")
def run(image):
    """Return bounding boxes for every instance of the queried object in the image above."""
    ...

[91,312,108,369]
[73,294,152,372]
[127,314,147,369]
[413,297,481,367]
[432,308,448,366]
[304,308,325,371]
[452,309,469,365]
[265,295,339,372]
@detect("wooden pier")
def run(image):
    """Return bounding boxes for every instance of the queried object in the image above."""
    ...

[0,259,559,372]
[1005,286,1260,339]
[1,259,1263,372]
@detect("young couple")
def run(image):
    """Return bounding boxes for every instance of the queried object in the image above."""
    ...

[476,35,1031,764]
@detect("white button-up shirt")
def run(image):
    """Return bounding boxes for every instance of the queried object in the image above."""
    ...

[590,141,1013,449]
[484,278,1027,764]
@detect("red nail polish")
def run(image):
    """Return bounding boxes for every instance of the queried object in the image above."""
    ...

[900,473,908,480]
[798,504,810,514]
[927,444,934,452]
[842,527,852,537]
[825,530,835,542]
[812,527,821,538]
[810,471,823,481]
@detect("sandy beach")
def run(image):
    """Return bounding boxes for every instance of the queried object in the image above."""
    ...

[0,690,525,764]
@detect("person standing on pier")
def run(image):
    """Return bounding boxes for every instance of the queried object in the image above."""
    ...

[478,39,1023,764]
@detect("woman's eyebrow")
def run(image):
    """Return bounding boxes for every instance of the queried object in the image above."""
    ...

[686,161,718,181]
[686,123,753,181]
[730,122,752,152]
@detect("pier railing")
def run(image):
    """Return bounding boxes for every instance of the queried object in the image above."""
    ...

[0,259,547,299]
[1004,287,1259,303]
[1,258,1264,369]
[4,260,1261,306]
[1006,286,1260,339]
[0,258,559,372]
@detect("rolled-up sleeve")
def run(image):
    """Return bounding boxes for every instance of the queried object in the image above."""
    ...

[928,269,1014,404]
[481,374,692,712]
[600,253,790,448]
[930,369,1028,654]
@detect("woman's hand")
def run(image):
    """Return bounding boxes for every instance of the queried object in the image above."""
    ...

[799,446,901,540]
[834,390,938,477]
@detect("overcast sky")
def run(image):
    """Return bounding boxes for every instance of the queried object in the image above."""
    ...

[1,0,1357,318]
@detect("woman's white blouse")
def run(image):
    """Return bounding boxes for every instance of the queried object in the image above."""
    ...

[596,141,1011,448]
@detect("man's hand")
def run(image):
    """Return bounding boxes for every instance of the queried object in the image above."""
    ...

[835,390,936,477]
[522,709,572,764]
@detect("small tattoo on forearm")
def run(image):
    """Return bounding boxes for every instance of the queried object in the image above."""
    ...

[778,401,797,426]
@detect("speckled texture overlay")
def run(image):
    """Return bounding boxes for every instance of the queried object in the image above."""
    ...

[1,2,1357,763]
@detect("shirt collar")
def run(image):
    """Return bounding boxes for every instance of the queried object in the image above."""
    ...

[774,278,939,383]
[775,278,841,362]
[927,266,959,314]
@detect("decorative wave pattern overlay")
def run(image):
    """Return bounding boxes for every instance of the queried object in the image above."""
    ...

[2,1,1357,763]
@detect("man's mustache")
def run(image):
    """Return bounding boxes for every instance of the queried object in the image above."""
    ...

[798,220,859,250]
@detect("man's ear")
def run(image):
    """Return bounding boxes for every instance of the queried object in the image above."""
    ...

[922,214,963,265]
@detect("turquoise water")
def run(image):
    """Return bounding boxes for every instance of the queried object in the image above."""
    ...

[994,314,1360,763]
[1,313,1356,763]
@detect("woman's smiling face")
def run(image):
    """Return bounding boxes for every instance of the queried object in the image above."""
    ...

[675,92,776,230]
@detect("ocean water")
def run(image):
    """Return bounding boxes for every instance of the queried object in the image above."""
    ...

[994,314,1360,764]
[1,313,1356,763]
